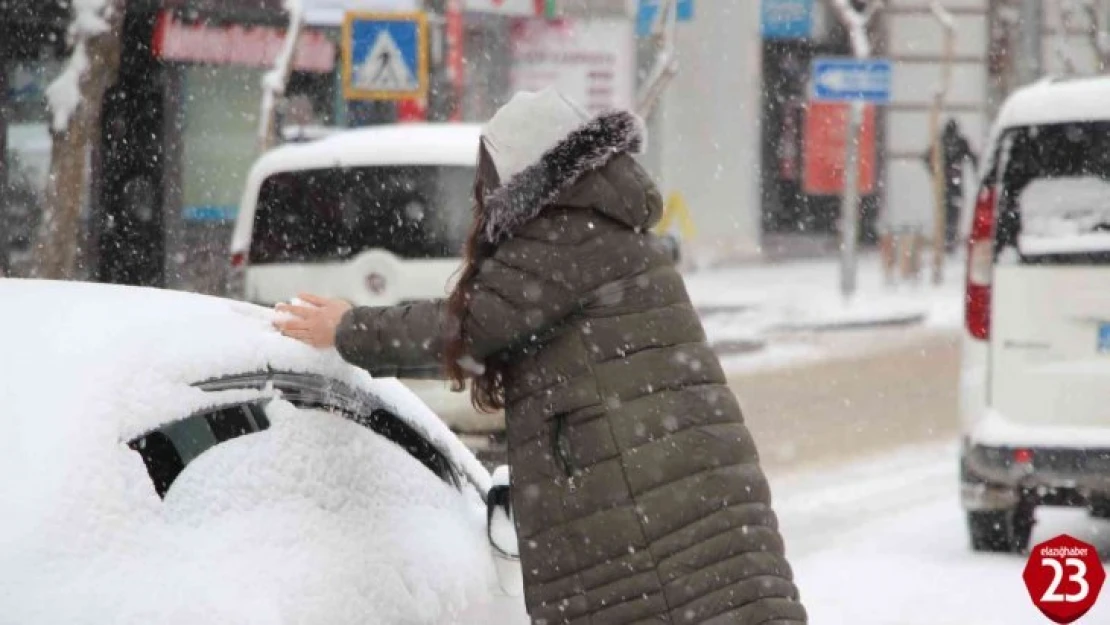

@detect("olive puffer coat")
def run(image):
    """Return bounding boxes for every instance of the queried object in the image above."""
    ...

[335,108,806,624]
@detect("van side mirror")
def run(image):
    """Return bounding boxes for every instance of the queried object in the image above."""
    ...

[487,465,519,560]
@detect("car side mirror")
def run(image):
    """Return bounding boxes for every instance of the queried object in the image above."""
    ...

[487,465,519,560]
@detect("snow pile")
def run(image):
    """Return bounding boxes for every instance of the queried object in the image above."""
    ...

[46,0,112,131]
[0,280,522,623]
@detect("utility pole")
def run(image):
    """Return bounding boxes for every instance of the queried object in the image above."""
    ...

[830,0,883,301]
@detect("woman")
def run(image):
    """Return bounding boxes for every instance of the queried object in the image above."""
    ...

[276,89,807,625]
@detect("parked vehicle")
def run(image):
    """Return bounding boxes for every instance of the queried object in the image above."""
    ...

[230,123,482,307]
[959,76,1110,553]
[0,280,526,624]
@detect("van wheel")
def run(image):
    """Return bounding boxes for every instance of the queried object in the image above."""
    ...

[1090,496,1110,519]
[968,507,1034,553]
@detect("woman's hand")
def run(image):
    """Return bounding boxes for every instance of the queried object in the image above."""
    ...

[274,293,352,348]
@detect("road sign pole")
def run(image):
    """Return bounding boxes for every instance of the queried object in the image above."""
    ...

[827,0,883,302]
[839,99,864,300]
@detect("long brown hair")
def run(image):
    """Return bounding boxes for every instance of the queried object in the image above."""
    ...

[444,139,506,412]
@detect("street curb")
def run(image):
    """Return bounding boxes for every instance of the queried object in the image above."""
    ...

[695,303,760,316]
[709,337,767,356]
[769,311,927,333]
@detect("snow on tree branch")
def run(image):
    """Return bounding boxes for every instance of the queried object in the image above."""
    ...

[929,0,955,31]
[45,0,112,132]
[1078,0,1110,69]
[259,0,305,150]
[829,0,884,58]
[1056,0,1082,75]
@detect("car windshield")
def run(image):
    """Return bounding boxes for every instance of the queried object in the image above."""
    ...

[127,372,462,499]
[248,165,475,264]
[995,121,1110,261]
[129,401,271,498]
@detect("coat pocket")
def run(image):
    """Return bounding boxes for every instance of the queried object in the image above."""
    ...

[551,413,575,478]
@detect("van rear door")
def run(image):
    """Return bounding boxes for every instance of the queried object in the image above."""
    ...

[989,121,1110,431]
[246,165,473,306]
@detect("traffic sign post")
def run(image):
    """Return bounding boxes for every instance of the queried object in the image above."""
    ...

[811,55,891,300]
[1023,534,1105,623]
[342,12,428,101]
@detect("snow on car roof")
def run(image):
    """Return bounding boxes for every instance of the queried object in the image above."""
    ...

[0,279,490,494]
[251,123,482,178]
[232,123,482,254]
[993,75,1110,130]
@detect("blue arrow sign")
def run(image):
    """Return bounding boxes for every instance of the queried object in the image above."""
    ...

[812,57,893,104]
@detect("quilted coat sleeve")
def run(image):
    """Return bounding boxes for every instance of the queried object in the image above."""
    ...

[457,236,590,362]
[334,299,448,379]
[334,221,602,379]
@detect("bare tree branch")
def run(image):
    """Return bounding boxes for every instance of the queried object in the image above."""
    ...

[829,0,883,58]
[1081,0,1110,71]
[636,0,679,117]
[258,0,304,153]
[1055,0,1081,75]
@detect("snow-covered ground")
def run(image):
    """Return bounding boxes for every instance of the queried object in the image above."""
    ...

[772,442,1110,624]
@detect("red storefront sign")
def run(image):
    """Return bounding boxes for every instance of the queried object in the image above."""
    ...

[803,101,876,196]
[152,12,336,72]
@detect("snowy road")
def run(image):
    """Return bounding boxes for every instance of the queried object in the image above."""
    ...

[773,442,1110,624]
[730,327,961,471]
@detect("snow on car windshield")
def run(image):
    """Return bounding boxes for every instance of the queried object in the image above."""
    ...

[1,398,502,625]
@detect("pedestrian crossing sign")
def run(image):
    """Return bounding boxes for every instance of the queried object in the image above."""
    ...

[342,12,428,101]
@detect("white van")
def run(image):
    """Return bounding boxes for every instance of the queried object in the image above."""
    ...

[959,76,1110,552]
[230,123,482,307]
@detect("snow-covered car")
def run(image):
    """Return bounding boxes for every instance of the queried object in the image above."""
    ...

[0,279,526,624]
[959,75,1110,553]
[229,123,481,308]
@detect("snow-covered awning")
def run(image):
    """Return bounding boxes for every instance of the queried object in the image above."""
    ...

[157,0,417,27]
[302,0,421,26]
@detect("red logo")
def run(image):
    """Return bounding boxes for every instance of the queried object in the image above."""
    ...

[365,272,387,295]
[1023,534,1105,623]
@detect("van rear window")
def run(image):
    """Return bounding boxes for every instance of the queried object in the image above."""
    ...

[995,122,1110,262]
[249,165,474,264]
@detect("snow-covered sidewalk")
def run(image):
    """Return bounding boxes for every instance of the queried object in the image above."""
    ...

[686,253,965,363]
[685,252,964,333]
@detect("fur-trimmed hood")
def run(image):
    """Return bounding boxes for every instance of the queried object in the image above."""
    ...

[480,106,649,244]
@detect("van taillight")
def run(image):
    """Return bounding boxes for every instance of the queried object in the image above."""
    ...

[965,186,996,340]
[231,252,246,269]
